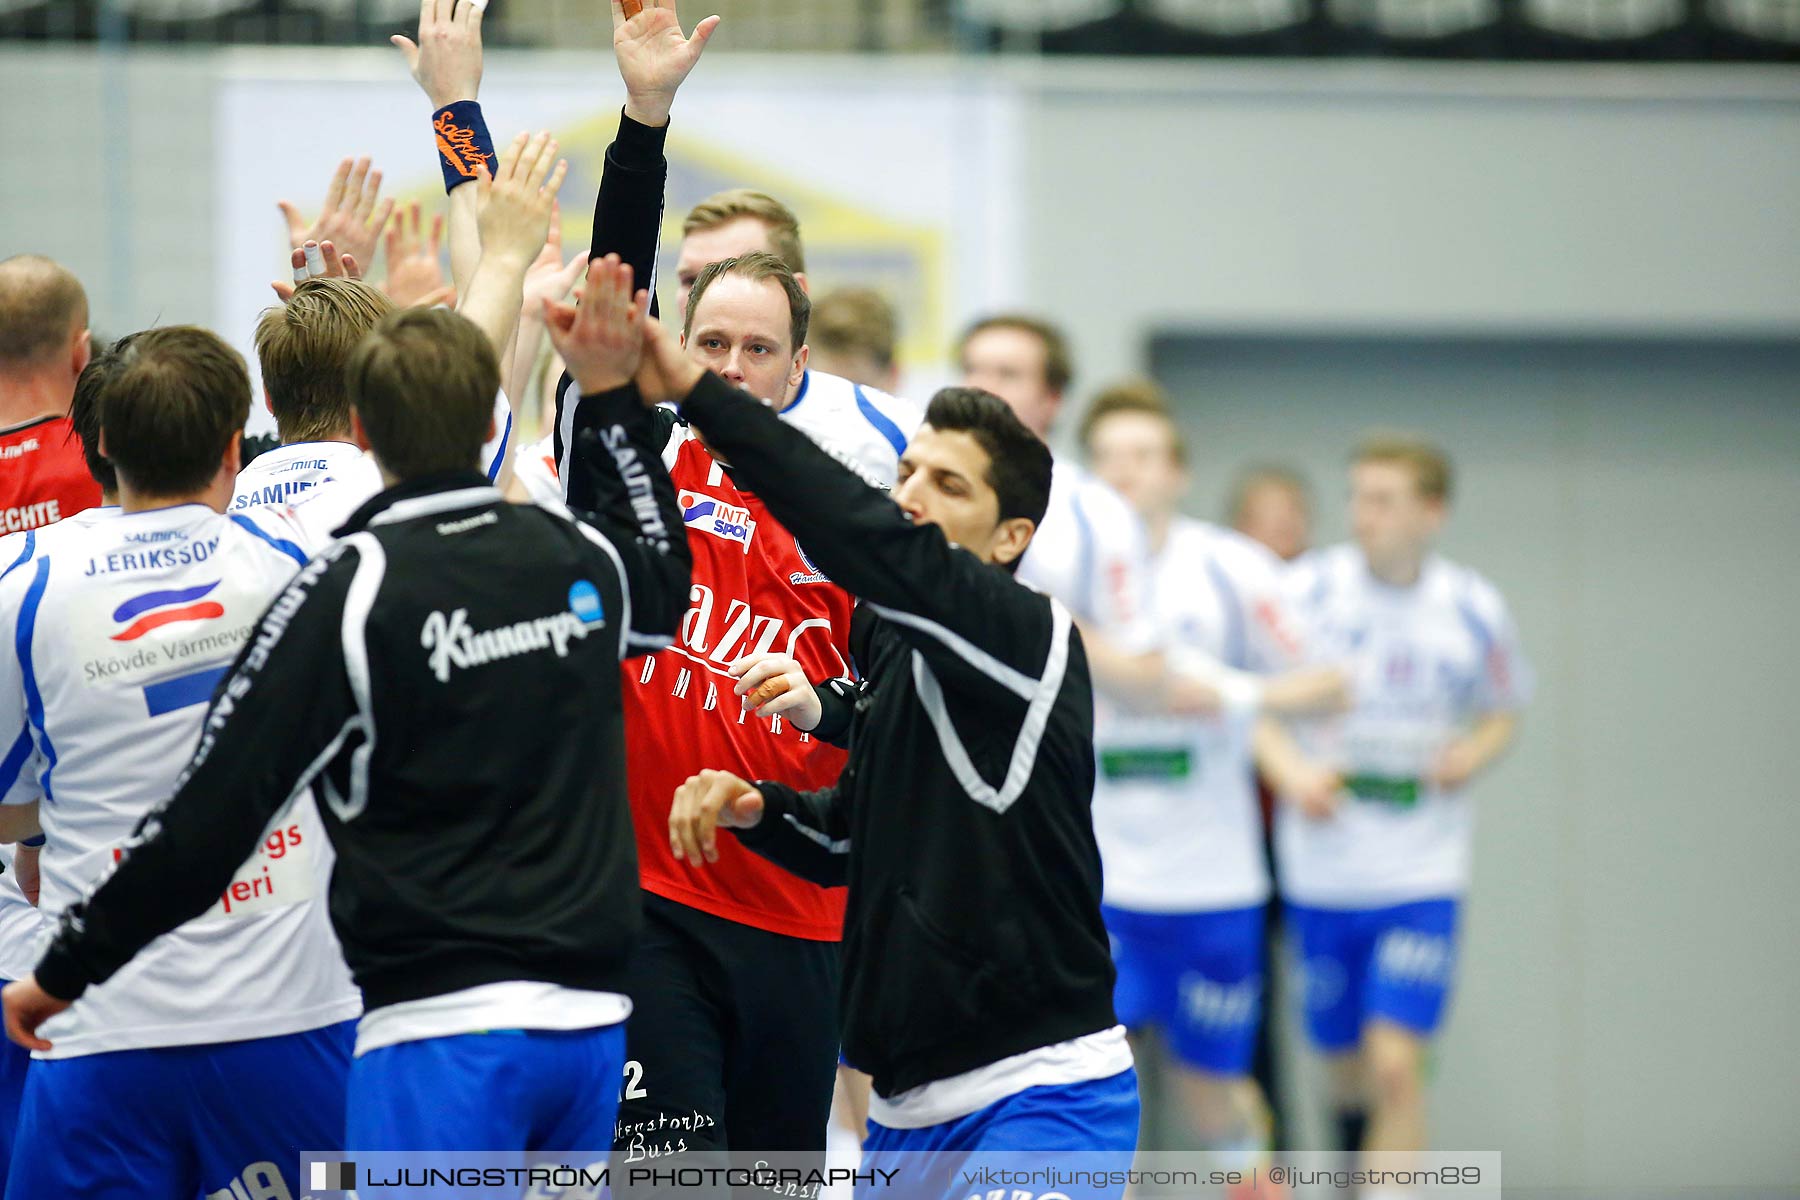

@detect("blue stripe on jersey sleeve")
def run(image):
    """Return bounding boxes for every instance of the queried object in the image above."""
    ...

[1205,558,1249,670]
[1456,596,1495,656]
[852,385,908,459]
[15,557,56,803]
[1,531,35,582]
[0,725,32,798]
[229,514,310,568]
[486,411,514,484]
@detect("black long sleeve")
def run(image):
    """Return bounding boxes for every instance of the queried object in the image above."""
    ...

[561,386,691,655]
[732,781,850,888]
[555,112,671,477]
[678,372,1060,697]
[34,550,360,1002]
[590,110,668,320]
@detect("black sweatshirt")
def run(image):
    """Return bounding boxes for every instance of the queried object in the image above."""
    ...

[676,372,1119,1098]
[34,402,689,1013]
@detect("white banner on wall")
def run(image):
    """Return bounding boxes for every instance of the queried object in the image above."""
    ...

[215,53,1024,433]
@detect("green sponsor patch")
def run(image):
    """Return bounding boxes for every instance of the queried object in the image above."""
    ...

[1345,773,1421,808]
[1100,747,1192,782]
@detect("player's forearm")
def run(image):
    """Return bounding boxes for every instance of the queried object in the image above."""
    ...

[457,252,533,371]
[677,373,986,623]
[1260,665,1349,718]
[568,387,691,649]
[1253,716,1314,795]
[447,175,483,302]
[731,782,850,888]
[505,311,546,420]
[0,802,40,844]
[32,766,273,1002]
[1078,625,1165,709]
[591,112,669,319]
[1455,711,1520,780]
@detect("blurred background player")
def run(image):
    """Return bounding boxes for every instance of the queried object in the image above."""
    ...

[797,286,902,396]
[0,256,99,535]
[1230,464,1315,565]
[1080,381,1344,1172]
[959,315,1183,708]
[0,326,359,1200]
[1263,434,1531,1187]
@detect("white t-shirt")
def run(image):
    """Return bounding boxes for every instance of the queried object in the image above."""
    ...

[1276,544,1533,908]
[230,394,513,537]
[1018,461,1157,655]
[1093,519,1309,912]
[777,370,921,489]
[0,502,360,1057]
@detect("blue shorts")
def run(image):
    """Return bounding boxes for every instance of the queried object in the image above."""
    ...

[348,1024,625,1154]
[0,989,28,1189]
[859,1069,1139,1200]
[1103,904,1264,1075]
[4,1019,354,1200]
[1285,898,1460,1051]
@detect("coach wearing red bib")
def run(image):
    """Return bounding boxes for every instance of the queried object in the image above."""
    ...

[559,253,853,1184]
[0,257,100,535]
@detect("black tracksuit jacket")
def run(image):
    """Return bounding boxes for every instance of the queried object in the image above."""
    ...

[675,372,1119,1099]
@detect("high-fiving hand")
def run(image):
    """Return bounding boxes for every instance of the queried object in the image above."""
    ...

[614,0,722,127]
[474,132,568,270]
[277,156,394,276]
[544,254,652,396]
[384,200,454,309]
[392,0,485,109]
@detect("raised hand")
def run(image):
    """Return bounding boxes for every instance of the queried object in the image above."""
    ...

[613,0,722,127]
[383,200,454,309]
[392,0,484,108]
[277,157,394,274]
[633,313,704,407]
[474,132,568,269]
[544,254,650,396]
[269,239,363,303]
[521,204,589,313]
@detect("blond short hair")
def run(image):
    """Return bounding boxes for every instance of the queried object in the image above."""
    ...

[683,190,806,275]
[1352,432,1453,501]
[255,278,396,443]
[810,287,898,370]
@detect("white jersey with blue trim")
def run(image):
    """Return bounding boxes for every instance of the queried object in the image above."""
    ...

[1017,460,1158,654]
[1277,544,1533,907]
[777,369,920,488]
[1094,519,1309,912]
[0,502,359,1057]
[230,392,513,534]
